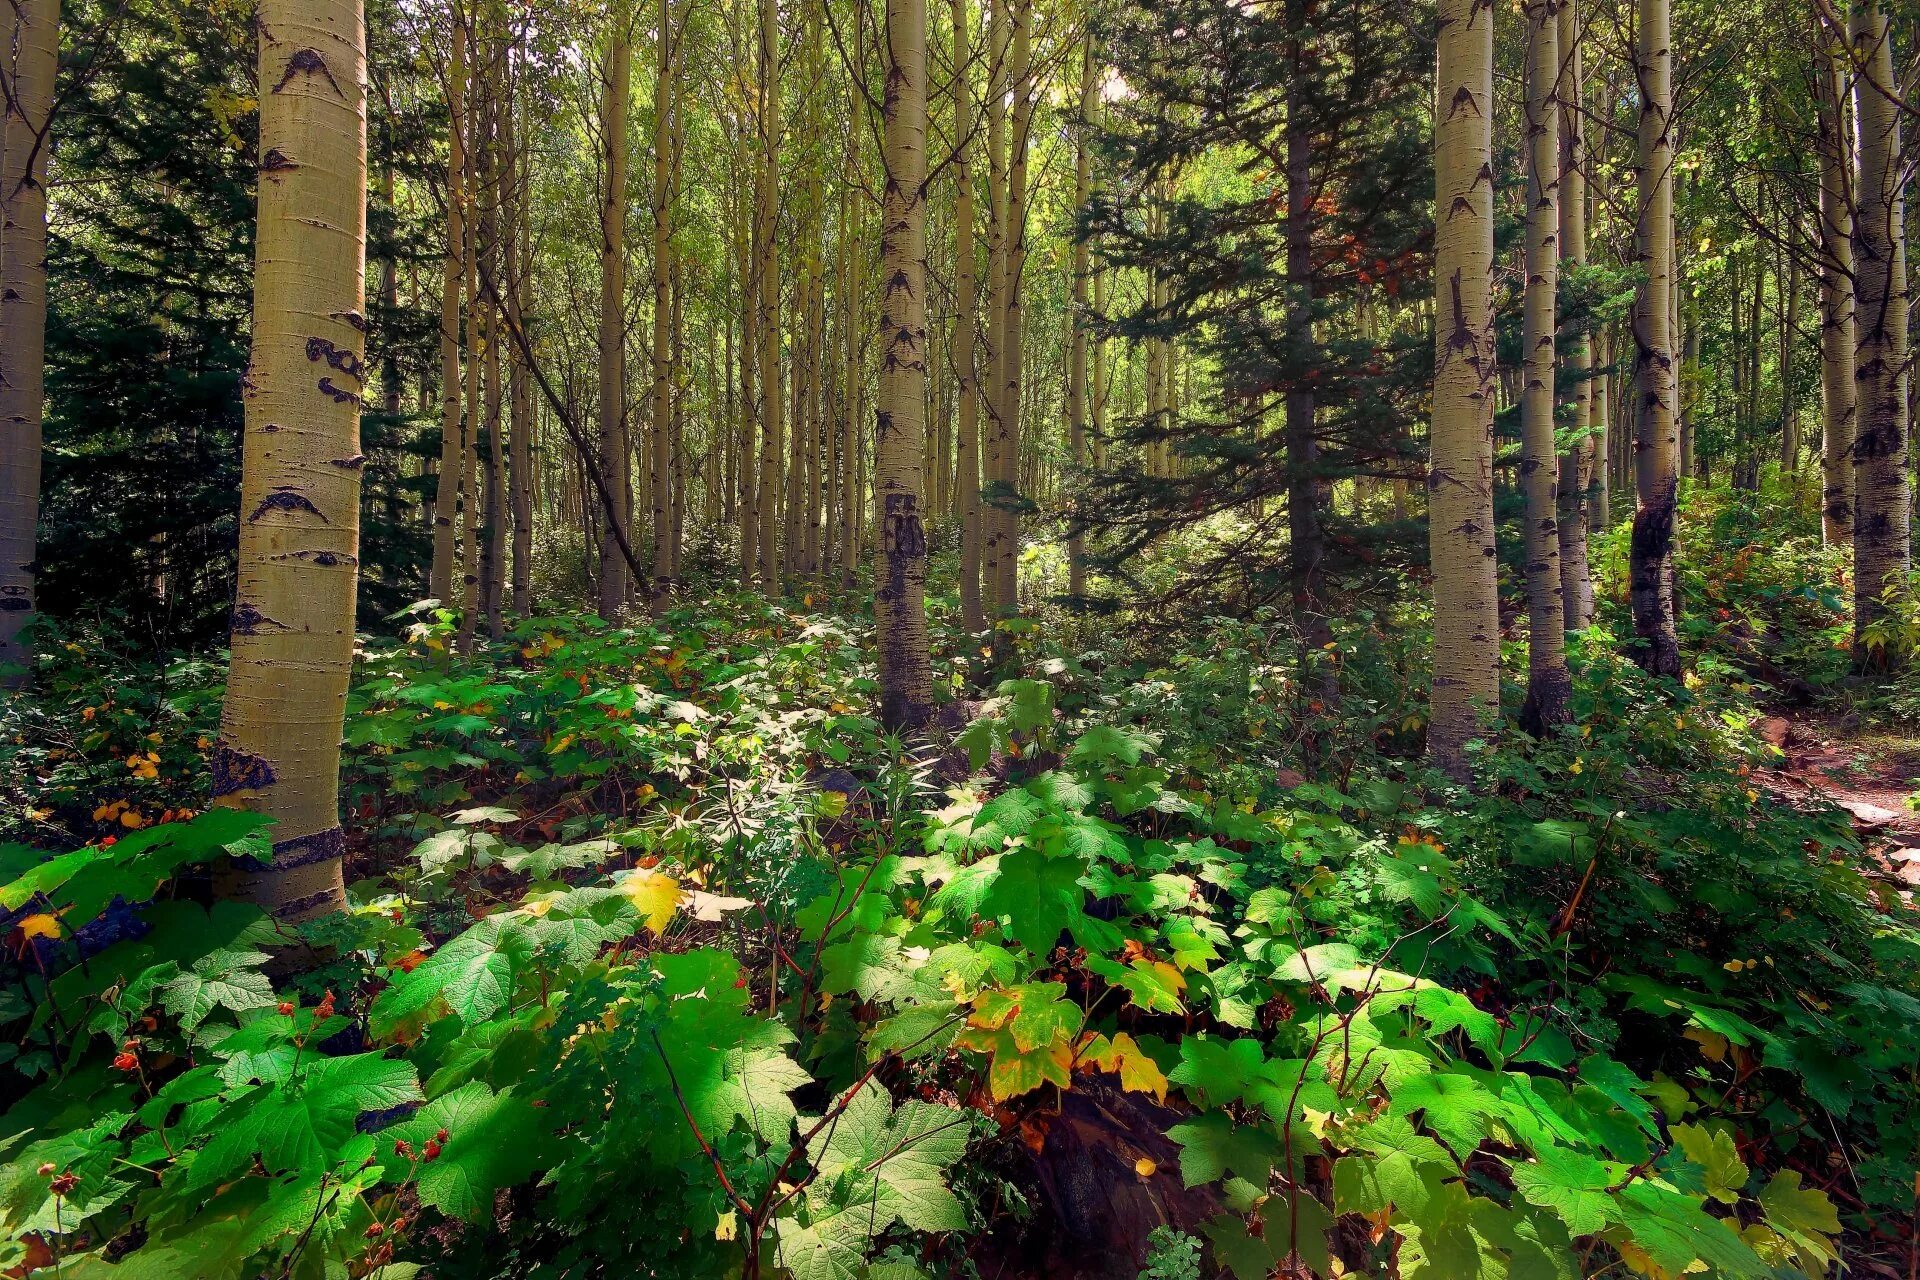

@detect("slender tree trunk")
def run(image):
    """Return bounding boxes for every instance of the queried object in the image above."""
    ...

[650,0,676,609]
[597,8,634,619]
[1592,326,1610,528]
[1556,0,1593,627]
[1819,38,1856,547]
[1519,0,1570,730]
[1427,0,1500,781]
[457,107,482,649]
[843,135,867,587]
[952,0,984,629]
[755,0,784,589]
[0,0,57,681]
[736,117,759,580]
[1629,0,1681,677]
[1850,0,1910,661]
[506,62,534,615]
[215,0,368,921]
[1066,31,1094,602]
[874,0,933,727]
[430,17,468,606]
[980,0,1010,615]
[477,36,506,640]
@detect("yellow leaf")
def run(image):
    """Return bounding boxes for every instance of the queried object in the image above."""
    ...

[18,914,61,941]
[715,1211,737,1241]
[1134,1157,1157,1178]
[617,868,683,934]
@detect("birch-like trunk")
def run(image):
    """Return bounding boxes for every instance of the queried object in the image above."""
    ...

[429,16,468,606]
[875,0,933,728]
[1851,0,1910,660]
[0,0,58,682]
[597,10,634,620]
[992,0,1031,617]
[1520,0,1570,730]
[650,0,676,609]
[1427,0,1500,781]
[1555,0,1594,628]
[980,0,1010,615]
[1629,0,1681,677]
[1818,39,1856,547]
[1066,31,1093,602]
[215,0,368,921]
[952,0,984,629]
[754,0,785,588]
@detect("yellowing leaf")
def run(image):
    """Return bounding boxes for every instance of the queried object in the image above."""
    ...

[616,868,683,934]
[18,913,61,941]
[1134,1157,1157,1178]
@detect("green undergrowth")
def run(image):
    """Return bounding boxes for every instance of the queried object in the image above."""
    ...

[1,595,1911,1279]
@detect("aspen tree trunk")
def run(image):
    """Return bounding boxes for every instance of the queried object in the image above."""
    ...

[843,138,867,587]
[1519,0,1570,731]
[1066,30,1094,602]
[1779,254,1799,468]
[992,0,1031,616]
[430,17,468,606]
[1818,40,1856,547]
[876,0,933,727]
[1427,0,1501,782]
[0,0,58,681]
[981,0,1010,614]
[952,0,985,628]
[1628,0,1681,677]
[650,0,675,610]
[477,35,506,639]
[1850,0,1910,660]
[457,111,482,649]
[1556,0,1593,629]
[215,0,368,921]
[597,9,634,620]
[1092,265,1108,474]
[755,0,785,589]
[736,117,760,580]
[506,70,534,614]
[1593,326,1611,527]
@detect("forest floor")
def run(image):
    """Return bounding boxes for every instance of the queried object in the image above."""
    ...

[1762,709,1920,895]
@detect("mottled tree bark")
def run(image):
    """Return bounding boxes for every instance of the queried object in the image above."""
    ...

[1817,39,1855,548]
[1629,0,1681,677]
[1850,0,1909,661]
[953,0,984,629]
[1520,0,1570,730]
[650,0,676,609]
[1066,31,1094,603]
[429,14,467,607]
[215,0,368,921]
[875,0,933,729]
[597,8,634,620]
[0,0,58,683]
[754,0,784,589]
[1426,0,1501,781]
[1555,0,1594,629]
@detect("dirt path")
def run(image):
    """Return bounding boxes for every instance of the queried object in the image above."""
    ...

[1759,710,1920,889]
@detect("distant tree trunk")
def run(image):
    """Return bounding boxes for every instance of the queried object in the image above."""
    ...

[457,103,482,650]
[1426,0,1501,781]
[755,0,785,589]
[874,0,933,729]
[981,0,1010,616]
[1818,38,1856,547]
[1556,0,1593,628]
[0,0,58,683]
[505,65,535,614]
[1066,31,1093,603]
[215,0,367,921]
[953,0,985,628]
[736,117,759,581]
[1520,0,1570,731]
[991,0,1031,619]
[597,9,634,620]
[1592,325,1610,529]
[477,34,506,640]
[1850,0,1910,662]
[1778,246,1801,469]
[650,0,676,610]
[1629,0,1681,677]
[430,16,468,607]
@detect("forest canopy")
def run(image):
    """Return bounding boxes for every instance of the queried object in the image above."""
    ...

[3,0,1920,1277]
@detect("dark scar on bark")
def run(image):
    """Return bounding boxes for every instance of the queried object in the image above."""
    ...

[231,601,291,635]
[261,149,296,172]
[249,488,327,523]
[273,47,345,98]
[330,454,367,469]
[233,825,347,874]
[306,336,366,380]
[210,741,277,797]
[318,378,361,405]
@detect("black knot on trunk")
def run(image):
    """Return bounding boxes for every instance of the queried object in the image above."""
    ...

[210,741,278,797]
[248,487,327,523]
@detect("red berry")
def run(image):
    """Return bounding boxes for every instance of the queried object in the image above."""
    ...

[422,1139,443,1162]
[393,1139,413,1158]
[112,1051,138,1072]
[49,1172,78,1197]
[434,1129,449,1144]
[277,1001,295,1016]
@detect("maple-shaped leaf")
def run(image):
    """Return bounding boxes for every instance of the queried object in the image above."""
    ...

[1067,723,1158,767]
[1508,1144,1620,1236]
[612,866,683,934]
[1085,955,1186,1014]
[382,1082,543,1222]
[189,1052,422,1189]
[1200,1198,1331,1280]
[373,917,539,1032]
[979,847,1090,955]
[1077,1031,1169,1102]
[1669,1122,1747,1206]
[1388,1069,1505,1162]
[807,1080,969,1233]
[1168,1111,1281,1187]
[820,932,911,1002]
[158,948,275,1032]
[1752,1170,1841,1273]
[1168,1034,1267,1107]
